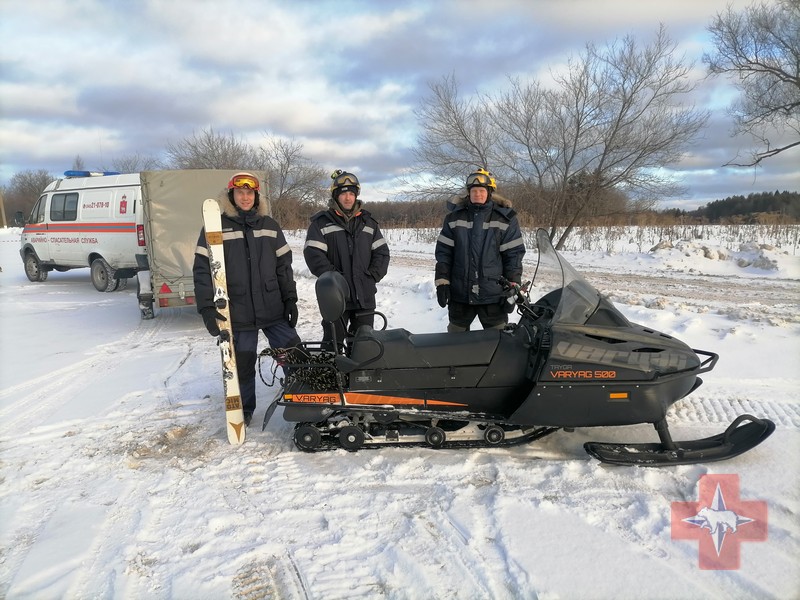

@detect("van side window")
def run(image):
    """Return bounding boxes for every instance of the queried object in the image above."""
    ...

[50,193,79,221]
[30,196,46,224]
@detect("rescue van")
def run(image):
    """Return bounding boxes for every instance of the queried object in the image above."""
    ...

[19,171,143,292]
[20,169,269,319]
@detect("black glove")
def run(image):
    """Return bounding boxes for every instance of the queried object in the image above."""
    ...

[502,275,521,312]
[504,281,519,297]
[200,307,226,336]
[285,300,298,328]
[436,284,450,308]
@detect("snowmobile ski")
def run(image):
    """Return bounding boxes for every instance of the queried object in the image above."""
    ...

[202,198,245,445]
[584,414,775,466]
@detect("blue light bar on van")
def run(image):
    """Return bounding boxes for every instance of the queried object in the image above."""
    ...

[63,170,122,178]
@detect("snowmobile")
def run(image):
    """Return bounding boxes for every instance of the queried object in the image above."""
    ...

[261,228,774,466]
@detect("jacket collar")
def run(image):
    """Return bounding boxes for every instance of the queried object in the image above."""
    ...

[447,192,513,213]
[217,191,270,219]
[447,194,511,213]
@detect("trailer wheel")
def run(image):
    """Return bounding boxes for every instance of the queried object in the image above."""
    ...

[425,426,446,448]
[91,257,118,292]
[139,298,155,320]
[24,253,48,282]
[338,425,365,451]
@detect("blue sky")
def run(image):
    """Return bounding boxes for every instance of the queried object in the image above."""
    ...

[1,0,796,209]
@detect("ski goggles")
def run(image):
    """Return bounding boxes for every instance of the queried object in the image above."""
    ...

[229,174,260,190]
[334,174,359,187]
[466,171,495,189]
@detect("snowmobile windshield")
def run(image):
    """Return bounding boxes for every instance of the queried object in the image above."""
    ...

[532,229,600,325]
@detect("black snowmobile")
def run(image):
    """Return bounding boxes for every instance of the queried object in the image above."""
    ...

[261,228,774,466]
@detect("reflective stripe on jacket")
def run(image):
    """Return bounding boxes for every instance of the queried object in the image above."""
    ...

[434,195,525,305]
[193,197,297,330]
[303,207,389,310]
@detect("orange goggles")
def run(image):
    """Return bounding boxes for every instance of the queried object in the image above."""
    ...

[229,174,260,190]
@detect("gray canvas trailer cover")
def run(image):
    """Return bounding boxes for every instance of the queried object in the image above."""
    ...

[136,169,269,319]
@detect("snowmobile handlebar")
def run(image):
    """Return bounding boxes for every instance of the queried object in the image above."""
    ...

[498,276,531,300]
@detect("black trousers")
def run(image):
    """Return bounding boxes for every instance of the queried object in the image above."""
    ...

[235,323,302,416]
[447,301,507,331]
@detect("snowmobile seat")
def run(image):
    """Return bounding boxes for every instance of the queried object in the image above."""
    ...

[335,325,502,373]
[315,270,350,324]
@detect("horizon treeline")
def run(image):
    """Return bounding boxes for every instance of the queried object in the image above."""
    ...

[367,190,800,230]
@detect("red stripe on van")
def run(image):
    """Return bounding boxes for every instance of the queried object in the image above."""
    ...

[43,223,137,233]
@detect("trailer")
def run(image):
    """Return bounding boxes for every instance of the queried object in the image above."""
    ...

[136,169,269,318]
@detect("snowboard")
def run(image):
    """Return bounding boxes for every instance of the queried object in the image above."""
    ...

[202,199,246,445]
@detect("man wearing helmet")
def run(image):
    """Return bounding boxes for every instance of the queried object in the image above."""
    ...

[304,169,390,347]
[434,168,525,332]
[193,172,301,426]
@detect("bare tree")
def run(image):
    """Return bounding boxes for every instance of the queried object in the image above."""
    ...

[103,153,164,173]
[704,0,800,166]
[164,127,260,169]
[411,73,498,196]
[414,26,708,248]
[1,169,54,223]
[72,155,85,170]
[162,128,326,227]
[259,136,326,202]
[543,26,707,247]
[256,134,327,227]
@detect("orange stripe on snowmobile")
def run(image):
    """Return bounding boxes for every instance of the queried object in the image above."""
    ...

[344,393,467,407]
[282,392,467,407]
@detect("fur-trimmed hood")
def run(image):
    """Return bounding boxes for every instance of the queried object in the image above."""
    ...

[217,190,270,219]
[446,192,513,212]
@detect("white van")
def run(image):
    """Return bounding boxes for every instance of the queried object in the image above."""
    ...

[19,170,143,291]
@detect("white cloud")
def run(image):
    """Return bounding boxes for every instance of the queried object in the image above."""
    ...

[0,0,795,206]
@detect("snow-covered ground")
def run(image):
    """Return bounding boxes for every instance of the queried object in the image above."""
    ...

[0,225,798,599]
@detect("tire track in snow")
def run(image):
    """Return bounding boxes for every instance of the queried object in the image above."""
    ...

[232,553,308,600]
[669,395,800,428]
[452,460,537,598]
[167,448,501,598]
[0,312,216,598]
[0,310,187,438]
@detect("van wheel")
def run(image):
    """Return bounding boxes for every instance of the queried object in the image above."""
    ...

[91,257,118,292]
[116,277,129,291]
[24,253,48,282]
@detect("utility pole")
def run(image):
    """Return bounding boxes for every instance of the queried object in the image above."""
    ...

[0,189,7,228]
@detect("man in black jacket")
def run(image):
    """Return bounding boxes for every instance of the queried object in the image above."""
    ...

[193,172,301,426]
[434,168,526,332]
[303,170,390,347]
